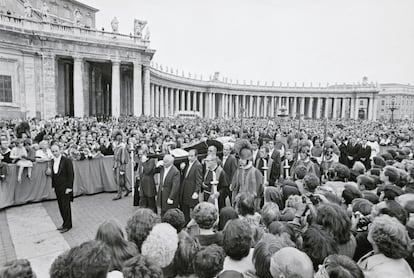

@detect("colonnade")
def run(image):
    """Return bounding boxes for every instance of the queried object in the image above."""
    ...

[72,58,151,118]
[148,84,378,121]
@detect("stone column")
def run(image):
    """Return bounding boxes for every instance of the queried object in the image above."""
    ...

[285,97,290,115]
[249,96,252,117]
[159,86,164,117]
[292,97,297,118]
[73,57,84,117]
[149,84,154,116]
[180,90,185,111]
[233,95,237,118]
[275,97,279,115]
[199,92,204,117]
[192,91,197,113]
[154,85,159,117]
[324,98,329,119]
[354,97,359,120]
[212,93,216,118]
[222,94,226,118]
[184,90,189,111]
[350,96,355,119]
[308,97,314,119]
[242,95,246,117]
[341,98,347,119]
[254,96,258,117]
[300,97,305,118]
[171,88,180,115]
[372,95,378,121]
[315,97,321,119]
[368,97,374,120]
[332,98,338,119]
[169,88,174,116]
[133,62,142,116]
[263,96,267,117]
[111,60,121,118]
[143,65,151,116]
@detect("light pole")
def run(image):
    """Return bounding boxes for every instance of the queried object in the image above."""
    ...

[388,97,398,127]
[239,106,245,138]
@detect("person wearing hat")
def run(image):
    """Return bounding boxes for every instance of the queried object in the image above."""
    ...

[112,130,132,201]
[231,140,264,211]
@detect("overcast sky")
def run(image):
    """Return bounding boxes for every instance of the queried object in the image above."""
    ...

[82,0,414,85]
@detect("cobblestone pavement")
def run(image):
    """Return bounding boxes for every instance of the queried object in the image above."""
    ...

[0,192,139,273]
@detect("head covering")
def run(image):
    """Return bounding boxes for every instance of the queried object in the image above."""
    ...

[235,139,253,160]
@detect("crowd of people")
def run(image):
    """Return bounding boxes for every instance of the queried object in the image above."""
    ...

[1,115,414,278]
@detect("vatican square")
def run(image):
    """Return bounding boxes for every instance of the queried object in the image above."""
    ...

[0,0,414,277]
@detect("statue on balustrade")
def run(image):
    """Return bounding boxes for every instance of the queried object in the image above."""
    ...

[24,0,32,18]
[134,19,147,37]
[41,2,49,21]
[144,27,150,40]
[74,9,82,26]
[111,17,119,33]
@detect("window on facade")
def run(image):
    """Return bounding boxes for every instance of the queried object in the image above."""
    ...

[0,75,12,103]
[381,100,385,105]
[360,100,363,105]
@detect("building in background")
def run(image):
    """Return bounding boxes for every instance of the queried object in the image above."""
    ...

[376,84,414,121]
[0,0,153,119]
[0,0,381,120]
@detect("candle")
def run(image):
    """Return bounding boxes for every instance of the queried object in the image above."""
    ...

[263,159,267,169]
[212,171,217,183]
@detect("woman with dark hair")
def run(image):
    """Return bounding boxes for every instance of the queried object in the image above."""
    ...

[122,254,163,278]
[95,220,138,271]
[253,233,295,278]
[315,254,364,278]
[302,224,338,271]
[358,215,414,278]
[193,244,226,278]
[222,219,255,275]
[217,207,238,231]
[172,231,200,278]
[316,203,356,258]
[236,192,264,245]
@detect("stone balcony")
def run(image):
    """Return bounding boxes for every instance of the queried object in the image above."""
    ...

[0,14,150,49]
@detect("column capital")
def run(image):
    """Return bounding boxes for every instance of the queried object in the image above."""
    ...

[112,60,121,66]
[73,56,84,62]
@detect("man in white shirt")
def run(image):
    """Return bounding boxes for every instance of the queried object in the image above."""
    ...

[51,144,74,233]
[157,154,180,215]
[180,149,203,223]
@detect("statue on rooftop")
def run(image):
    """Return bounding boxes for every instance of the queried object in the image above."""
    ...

[144,27,150,41]
[41,2,49,21]
[111,17,119,33]
[74,9,82,26]
[134,19,147,37]
[24,0,33,18]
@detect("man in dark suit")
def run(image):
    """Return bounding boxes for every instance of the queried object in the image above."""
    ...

[346,137,361,168]
[51,144,74,233]
[180,149,203,223]
[222,143,237,204]
[136,148,157,213]
[157,154,181,216]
